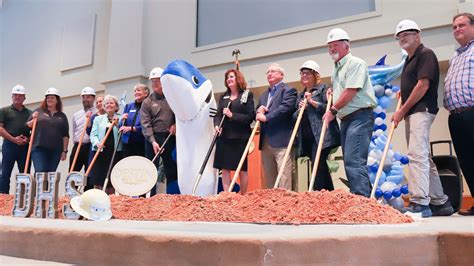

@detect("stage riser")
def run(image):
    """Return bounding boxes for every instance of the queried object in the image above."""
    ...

[1,227,473,265]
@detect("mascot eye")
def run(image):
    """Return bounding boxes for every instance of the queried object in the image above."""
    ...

[192,76,199,86]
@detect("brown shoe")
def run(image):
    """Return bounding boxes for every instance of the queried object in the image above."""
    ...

[458,207,474,216]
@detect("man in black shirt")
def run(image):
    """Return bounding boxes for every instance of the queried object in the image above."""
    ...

[0,85,32,194]
[392,19,453,217]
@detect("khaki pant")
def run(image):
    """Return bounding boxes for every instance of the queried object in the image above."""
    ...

[405,112,448,206]
[261,139,293,190]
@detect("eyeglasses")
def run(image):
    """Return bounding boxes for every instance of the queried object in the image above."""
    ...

[395,31,417,40]
[300,71,313,76]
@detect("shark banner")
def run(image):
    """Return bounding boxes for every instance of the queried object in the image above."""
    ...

[161,60,218,196]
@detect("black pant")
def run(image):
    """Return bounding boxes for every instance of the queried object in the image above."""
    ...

[310,145,334,191]
[449,110,474,196]
[69,142,91,172]
[145,132,178,195]
[122,141,145,158]
[69,142,92,191]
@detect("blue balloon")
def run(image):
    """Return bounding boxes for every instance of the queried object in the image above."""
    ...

[172,148,177,162]
[378,96,391,109]
[400,184,409,194]
[384,83,393,89]
[369,172,376,184]
[391,85,400,92]
[370,163,379,173]
[394,152,402,161]
[400,156,409,165]
[387,174,404,184]
[373,124,379,131]
[375,188,383,198]
[383,191,392,200]
[377,112,387,119]
[392,188,401,197]
[371,136,377,142]
[379,124,387,131]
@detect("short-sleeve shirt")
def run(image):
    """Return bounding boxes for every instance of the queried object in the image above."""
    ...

[443,40,474,111]
[332,53,377,118]
[401,44,440,116]
[0,105,32,137]
[31,108,69,151]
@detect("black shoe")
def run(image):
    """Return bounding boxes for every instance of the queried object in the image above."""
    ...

[458,206,474,216]
[429,200,454,216]
[402,203,432,218]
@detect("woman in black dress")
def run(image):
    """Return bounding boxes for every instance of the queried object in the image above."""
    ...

[214,69,255,194]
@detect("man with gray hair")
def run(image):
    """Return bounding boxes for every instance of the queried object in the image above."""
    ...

[323,28,377,197]
[392,19,453,217]
[256,63,297,190]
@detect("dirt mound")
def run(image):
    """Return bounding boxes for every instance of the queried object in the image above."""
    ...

[1,189,412,224]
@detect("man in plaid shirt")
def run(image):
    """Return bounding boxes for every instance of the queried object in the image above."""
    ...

[444,12,474,216]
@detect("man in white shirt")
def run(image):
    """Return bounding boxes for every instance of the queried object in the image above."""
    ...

[69,87,97,177]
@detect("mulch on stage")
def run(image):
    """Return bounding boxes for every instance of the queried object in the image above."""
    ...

[0,189,413,224]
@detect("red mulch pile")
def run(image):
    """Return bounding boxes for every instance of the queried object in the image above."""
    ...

[0,189,413,224]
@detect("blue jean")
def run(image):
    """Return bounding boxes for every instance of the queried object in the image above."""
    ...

[340,109,374,197]
[1,140,29,193]
[31,147,62,173]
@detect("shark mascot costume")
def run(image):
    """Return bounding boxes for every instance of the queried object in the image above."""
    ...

[160,60,218,196]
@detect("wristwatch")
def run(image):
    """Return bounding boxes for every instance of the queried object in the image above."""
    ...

[330,106,338,115]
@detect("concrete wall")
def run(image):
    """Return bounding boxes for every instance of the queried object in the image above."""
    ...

[0,0,472,195]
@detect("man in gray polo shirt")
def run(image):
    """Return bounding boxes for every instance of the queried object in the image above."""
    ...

[0,85,32,194]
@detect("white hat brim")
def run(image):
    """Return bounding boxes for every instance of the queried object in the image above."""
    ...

[70,196,113,221]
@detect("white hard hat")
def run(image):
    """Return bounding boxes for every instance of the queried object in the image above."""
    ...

[70,189,112,221]
[11,84,26,95]
[300,60,321,74]
[81,86,96,96]
[327,28,350,44]
[149,67,163,80]
[395,19,421,37]
[45,87,60,96]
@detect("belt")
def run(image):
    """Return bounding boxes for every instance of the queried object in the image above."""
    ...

[340,107,373,121]
[74,142,91,146]
[450,106,474,115]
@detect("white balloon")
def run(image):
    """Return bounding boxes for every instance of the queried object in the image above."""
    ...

[374,129,384,137]
[374,117,384,126]
[380,181,397,192]
[374,85,385,97]
[385,88,393,97]
[367,156,377,166]
[374,105,383,114]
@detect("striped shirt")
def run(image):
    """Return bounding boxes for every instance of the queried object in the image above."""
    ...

[443,40,474,111]
[71,107,96,143]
